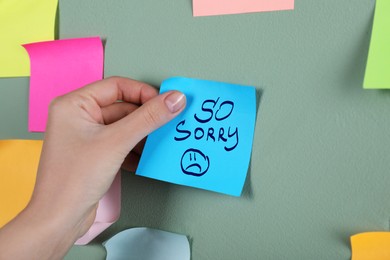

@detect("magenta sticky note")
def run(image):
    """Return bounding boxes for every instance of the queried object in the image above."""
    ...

[23,37,104,132]
[193,0,294,17]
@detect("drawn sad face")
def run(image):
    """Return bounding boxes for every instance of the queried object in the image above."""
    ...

[180,148,210,176]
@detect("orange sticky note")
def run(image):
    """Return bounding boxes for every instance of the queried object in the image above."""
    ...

[0,140,43,227]
[351,232,390,260]
[0,139,121,244]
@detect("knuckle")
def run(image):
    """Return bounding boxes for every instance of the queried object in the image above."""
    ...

[48,94,84,114]
[105,76,121,85]
[106,76,119,82]
[142,104,161,128]
[48,96,65,112]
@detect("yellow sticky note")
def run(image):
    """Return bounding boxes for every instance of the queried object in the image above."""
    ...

[0,0,58,77]
[363,0,390,89]
[0,140,43,227]
[351,232,390,260]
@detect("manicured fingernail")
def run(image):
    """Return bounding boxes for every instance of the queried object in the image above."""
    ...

[165,91,186,113]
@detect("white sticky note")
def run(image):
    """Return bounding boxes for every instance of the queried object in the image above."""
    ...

[104,227,190,260]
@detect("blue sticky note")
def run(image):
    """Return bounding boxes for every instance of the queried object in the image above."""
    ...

[136,77,257,196]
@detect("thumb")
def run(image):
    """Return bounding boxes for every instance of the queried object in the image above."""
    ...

[110,90,186,148]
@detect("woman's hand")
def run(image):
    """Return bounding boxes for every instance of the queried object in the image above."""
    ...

[0,77,186,259]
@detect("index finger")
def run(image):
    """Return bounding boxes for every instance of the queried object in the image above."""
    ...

[70,76,159,107]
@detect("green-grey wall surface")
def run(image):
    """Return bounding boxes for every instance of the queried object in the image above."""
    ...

[1,0,389,259]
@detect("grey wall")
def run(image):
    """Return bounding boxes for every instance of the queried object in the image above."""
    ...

[1,1,389,259]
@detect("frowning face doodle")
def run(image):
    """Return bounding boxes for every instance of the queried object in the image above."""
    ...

[136,77,256,196]
[174,97,239,177]
[180,149,210,176]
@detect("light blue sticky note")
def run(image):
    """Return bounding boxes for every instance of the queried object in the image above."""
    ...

[103,227,190,260]
[136,77,257,196]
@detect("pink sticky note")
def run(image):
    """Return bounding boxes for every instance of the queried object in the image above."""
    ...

[193,0,294,17]
[23,37,104,132]
[76,173,121,245]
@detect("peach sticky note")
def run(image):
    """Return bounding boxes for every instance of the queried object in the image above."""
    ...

[0,140,43,227]
[0,0,58,77]
[193,0,294,17]
[351,232,390,260]
[23,37,104,132]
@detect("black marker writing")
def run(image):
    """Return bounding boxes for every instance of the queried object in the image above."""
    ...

[175,120,191,141]
[194,97,234,123]
[225,127,239,151]
[174,97,239,152]
[175,120,239,151]
[194,98,220,123]
[175,97,240,177]
[180,148,210,176]
[215,100,234,121]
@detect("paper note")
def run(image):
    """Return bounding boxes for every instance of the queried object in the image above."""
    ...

[193,0,294,17]
[23,37,104,132]
[351,232,390,260]
[0,0,58,77]
[0,140,42,227]
[137,77,256,196]
[364,0,390,89]
[0,140,121,245]
[0,140,120,244]
[104,227,190,260]
[76,173,121,245]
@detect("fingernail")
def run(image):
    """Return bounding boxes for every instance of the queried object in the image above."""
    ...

[165,91,186,113]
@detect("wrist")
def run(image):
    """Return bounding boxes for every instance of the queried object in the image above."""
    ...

[20,203,80,259]
[0,202,87,260]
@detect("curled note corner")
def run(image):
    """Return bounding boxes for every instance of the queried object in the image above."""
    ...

[350,232,390,260]
[103,227,190,260]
